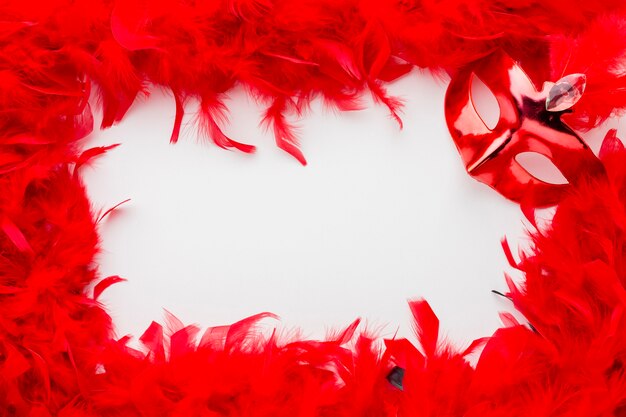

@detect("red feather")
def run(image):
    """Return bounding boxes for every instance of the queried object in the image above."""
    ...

[409,299,439,358]
[93,275,126,301]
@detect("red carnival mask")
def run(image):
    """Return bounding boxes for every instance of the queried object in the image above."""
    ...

[445,51,604,206]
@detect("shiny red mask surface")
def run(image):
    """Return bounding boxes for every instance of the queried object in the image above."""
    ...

[445,51,603,206]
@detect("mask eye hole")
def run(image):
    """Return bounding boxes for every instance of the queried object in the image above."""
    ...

[470,75,500,130]
[515,152,568,185]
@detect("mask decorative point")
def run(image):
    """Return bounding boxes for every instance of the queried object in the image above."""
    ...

[444,51,603,206]
[545,73,587,112]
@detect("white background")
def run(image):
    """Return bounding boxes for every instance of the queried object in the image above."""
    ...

[81,70,618,349]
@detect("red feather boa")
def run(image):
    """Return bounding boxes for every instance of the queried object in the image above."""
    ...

[3,0,626,415]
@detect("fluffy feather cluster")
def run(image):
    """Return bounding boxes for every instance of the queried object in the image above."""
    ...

[3,0,626,416]
[3,0,626,163]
